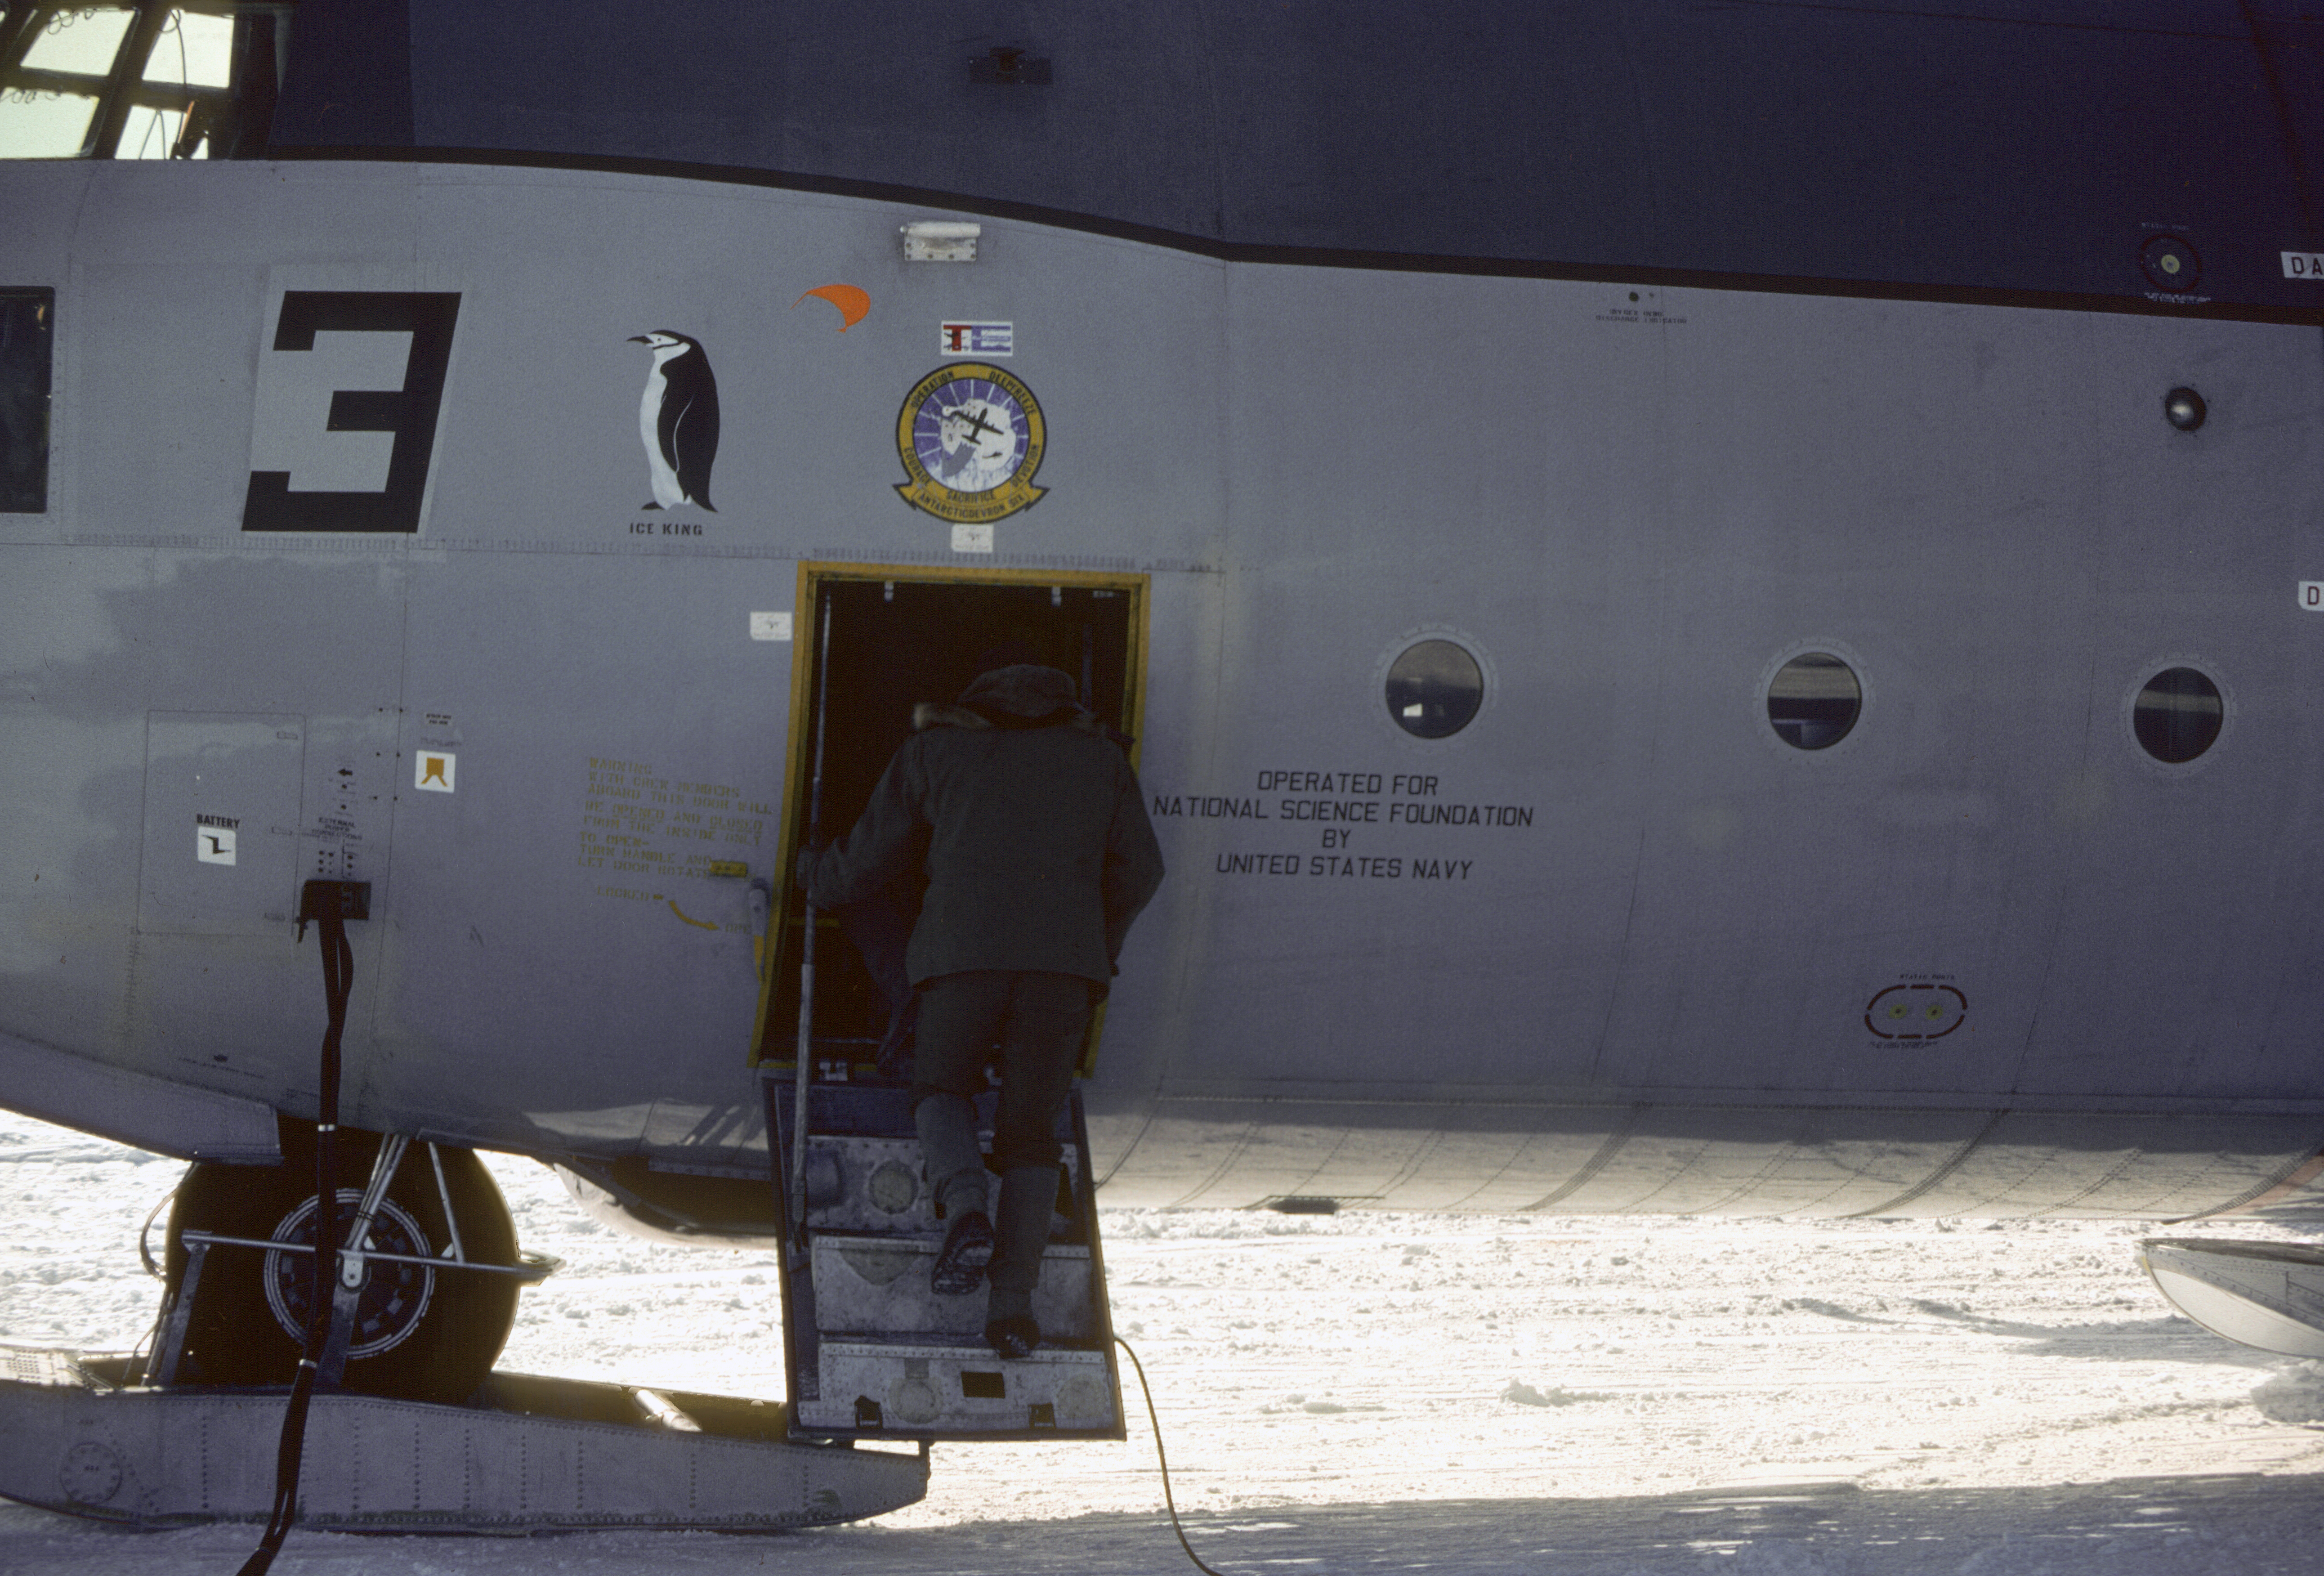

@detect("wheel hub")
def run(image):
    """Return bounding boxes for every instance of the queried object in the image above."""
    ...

[261,1189,438,1359]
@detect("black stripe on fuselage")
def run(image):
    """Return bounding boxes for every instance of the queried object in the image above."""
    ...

[271,144,2324,330]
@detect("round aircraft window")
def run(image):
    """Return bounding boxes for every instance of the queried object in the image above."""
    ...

[1385,639,1484,739]
[2132,666,2223,764]
[1766,652,1861,751]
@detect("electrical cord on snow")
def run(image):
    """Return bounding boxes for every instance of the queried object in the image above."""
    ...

[1115,1336,1235,1576]
[237,908,352,1576]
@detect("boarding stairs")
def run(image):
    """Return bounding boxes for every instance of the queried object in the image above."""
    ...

[765,1075,1126,1441]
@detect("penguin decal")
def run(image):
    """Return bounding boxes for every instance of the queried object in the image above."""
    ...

[627,331,720,511]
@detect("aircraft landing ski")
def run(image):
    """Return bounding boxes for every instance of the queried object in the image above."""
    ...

[0,1347,926,1531]
[2141,1239,2324,1359]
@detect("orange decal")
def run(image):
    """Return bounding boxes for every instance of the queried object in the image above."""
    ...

[792,284,871,332]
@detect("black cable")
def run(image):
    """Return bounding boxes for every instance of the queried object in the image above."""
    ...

[135,1184,176,1280]
[238,910,351,1576]
[121,1305,163,1388]
[1115,1336,1233,1576]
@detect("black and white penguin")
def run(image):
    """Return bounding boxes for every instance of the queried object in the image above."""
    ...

[627,331,720,511]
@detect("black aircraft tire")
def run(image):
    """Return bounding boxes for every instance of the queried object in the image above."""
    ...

[163,1129,520,1404]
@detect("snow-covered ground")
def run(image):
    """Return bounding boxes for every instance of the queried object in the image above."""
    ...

[4,1108,2323,1573]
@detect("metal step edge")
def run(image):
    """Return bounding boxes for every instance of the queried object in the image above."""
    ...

[808,1236,1100,1339]
[812,1231,1093,1256]
[813,1332,1113,1352]
[801,1340,1119,1434]
[799,1139,1084,1235]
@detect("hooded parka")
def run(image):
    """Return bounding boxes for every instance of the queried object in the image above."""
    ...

[799,665,1165,988]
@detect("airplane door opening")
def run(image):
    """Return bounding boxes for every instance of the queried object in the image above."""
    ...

[755,565,1149,1073]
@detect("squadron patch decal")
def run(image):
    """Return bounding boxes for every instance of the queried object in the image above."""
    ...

[893,362,1046,524]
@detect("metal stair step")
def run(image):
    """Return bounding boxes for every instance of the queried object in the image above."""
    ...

[769,1083,1123,1443]
[809,1232,1096,1340]
[801,1133,1079,1235]
[797,1338,1117,1435]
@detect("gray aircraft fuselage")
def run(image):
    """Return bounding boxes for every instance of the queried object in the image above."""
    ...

[5,2,2324,1227]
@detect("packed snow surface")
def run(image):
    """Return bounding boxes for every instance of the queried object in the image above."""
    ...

[3,1110,2323,1573]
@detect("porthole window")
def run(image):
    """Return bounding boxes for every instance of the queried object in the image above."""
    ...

[1766,652,1861,750]
[1384,639,1483,739]
[2132,667,2222,764]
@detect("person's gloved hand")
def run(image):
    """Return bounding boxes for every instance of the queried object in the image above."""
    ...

[794,842,825,891]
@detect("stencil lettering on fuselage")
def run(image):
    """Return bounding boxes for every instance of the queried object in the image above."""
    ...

[578,755,766,927]
[1152,770,1532,881]
[243,292,461,533]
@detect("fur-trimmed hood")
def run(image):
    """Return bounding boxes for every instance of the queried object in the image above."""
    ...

[914,702,1106,734]
[915,663,1097,733]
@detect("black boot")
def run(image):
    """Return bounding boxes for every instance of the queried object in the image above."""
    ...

[916,1092,992,1295]
[932,1209,994,1296]
[982,1164,1058,1355]
[984,1312,1039,1358]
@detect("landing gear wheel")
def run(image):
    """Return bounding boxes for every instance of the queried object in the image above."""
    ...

[163,1127,520,1404]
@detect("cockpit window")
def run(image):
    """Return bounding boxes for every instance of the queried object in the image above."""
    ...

[0,2,282,160]
[0,288,51,513]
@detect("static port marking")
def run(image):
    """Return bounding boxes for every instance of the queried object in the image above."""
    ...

[1866,983,1967,1042]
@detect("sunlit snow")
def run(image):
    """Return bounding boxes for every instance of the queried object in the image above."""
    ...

[3,1110,2322,1573]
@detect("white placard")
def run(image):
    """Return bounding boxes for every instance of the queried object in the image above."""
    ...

[2284,252,2324,280]
[2301,582,2324,611]
[415,751,457,792]
[750,611,793,641]
[951,524,995,554]
[196,825,236,865]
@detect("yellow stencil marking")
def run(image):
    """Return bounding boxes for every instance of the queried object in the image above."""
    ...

[668,899,719,931]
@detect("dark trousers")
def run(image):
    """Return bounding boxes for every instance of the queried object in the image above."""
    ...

[910,970,1093,1173]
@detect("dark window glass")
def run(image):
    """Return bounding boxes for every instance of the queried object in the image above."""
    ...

[2132,667,2222,764]
[0,288,52,514]
[1385,639,1484,739]
[1767,652,1860,750]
